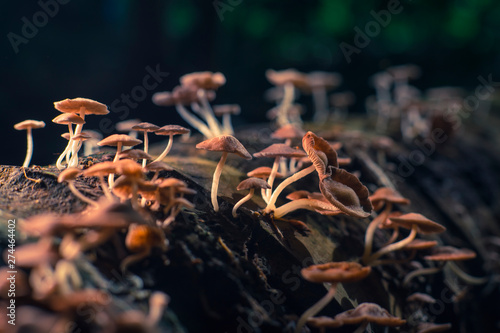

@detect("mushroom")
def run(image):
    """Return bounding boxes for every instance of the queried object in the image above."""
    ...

[121,223,168,272]
[116,119,141,138]
[247,166,284,204]
[67,132,92,167]
[53,98,109,168]
[213,104,241,135]
[144,161,173,182]
[232,177,271,218]
[307,302,406,332]
[82,161,117,201]
[52,113,85,170]
[152,125,190,163]
[13,120,46,168]
[195,135,252,212]
[81,130,103,156]
[131,122,160,167]
[117,149,154,162]
[271,124,306,174]
[58,168,99,208]
[113,159,146,210]
[305,71,342,123]
[295,262,371,333]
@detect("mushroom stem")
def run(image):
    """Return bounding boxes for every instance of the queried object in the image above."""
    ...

[266,156,281,201]
[311,86,329,123]
[22,128,33,168]
[120,248,151,272]
[56,125,74,170]
[108,142,123,189]
[67,181,99,208]
[277,82,294,127]
[70,110,86,168]
[175,104,214,138]
[382,227,400,247]
[221,113,234,135]
[142,132,150,167]
[273,198,341,219]
[153,135,173,163]
[295,284,337,333]
[232,189,255,218]
[197,89,223,136]
[147,292,169,327]
[367,224,418,264]
[361,203,392,264]
[55,260,82,295]
[68,140,84,168]
[265,164,316,213]
[446,261,488,285]
[98,175,114,201]
[211,151,228,212]
[403,266,443,287]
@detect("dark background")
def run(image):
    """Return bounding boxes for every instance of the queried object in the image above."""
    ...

[1,0,499,166]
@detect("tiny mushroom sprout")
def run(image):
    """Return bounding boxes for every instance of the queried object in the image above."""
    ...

[131,122,160,167]
[14,120,46,168]
[52,113,85,170]
[295,262,371,333]
[305,71,342,122]
[53,98,109,168]
[307,302,406,332]
[58,168,99,208]
[196,135,252,212]
[152,125,190,163]
[232,177,271,218]
[121,223,168,272]
[213,104,241,135]
[366,213,446,265]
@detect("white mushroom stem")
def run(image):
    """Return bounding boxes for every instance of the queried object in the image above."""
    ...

[446,261,488,285]
[67,180,99,208]
[68,140,84,168]
[211,151,228,212]
[361,203,393,264]
[147,292,169,327]
[403,266,443,287]
[197,89,223,136]
[273,198,341,219]
[142,132,150,168]
[56,125,74,170]
[367,224,418,264]
[108,142,123,188]
[232,189,255,218]
[277,82,295,127]
[265,164,316,213]
[221,112,234,135]
[175,104,214,138]
[153,135,174,163]
[295,284,337,333]
[22,128,34,168]
[311,86,329,123]
[70,110,86,168]
[97,175,114,201]
[266,156,281,201]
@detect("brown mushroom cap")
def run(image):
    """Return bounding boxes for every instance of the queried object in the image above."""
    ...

[286,190,312,201]
[423,246,476,261]
[389,213,446,234]
[83,161,117,177]
[158,177,187,189]
[180,71,226,90]
[153,85,215,106]
[253,143,306,159]
[14,120,46,130]
[401,239,438,251]
[370,187,410,206]
[116,119,142,132]
[131,122,160,132]
[54,98,109,115]
[118,149,153,161]
[302,131,339,174]
[407,292,437,304]
[324,302,406,327]
[213,104,241,116]
[416,322,452,333]
[58,168,82,182]
[52,113,85,125]
[237,177,271,191]
[61,133,71,140]
[155,125,190,136]
[271,124,306,140]
[196,135,252,159]
[301,262,371,284]
[266,69,309,89]
[114,159,144,178]
[71,132,92,141]
[98,134,142,147]
[247,166,284,179]
[144,161,173,172]
[125,223,167,252]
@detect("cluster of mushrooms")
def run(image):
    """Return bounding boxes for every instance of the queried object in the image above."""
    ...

[7,70,487,332]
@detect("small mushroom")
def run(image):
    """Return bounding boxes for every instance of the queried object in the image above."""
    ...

[144,161,173,182]
[82,161,117,201]
[118,149,154,162]
[67,132,92,167]
[14,120,46,168]
[58,168,99,208]
[131,122,160,167]
[52,113,85,170]
[232,178,270,218]
[295,262,371,333]
[152,125,190,163]
[213,104,241,135]
[196,135,252,212]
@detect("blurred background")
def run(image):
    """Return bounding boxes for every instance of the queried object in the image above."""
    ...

[1,0,499,166]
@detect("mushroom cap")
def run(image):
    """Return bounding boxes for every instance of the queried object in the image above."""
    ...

[406,292,437,304]
[302,131,339,175]
[14,239,58,268]
[61,133,71,140]
[369,187,410,206]
[114,159,144,178]
[271,124,306,140]
[213,104,241,116]
[113,177,154,199]
[71,132,92,141]
[423,246,476,261]
[253,143,306,159]
[388,213,446,234]
[98,134,142,147]
[247,166,283,179]
[153,86,216,106]
[131,122,160,132]
[301,261,371,284]
[330,91,355,107]
[14,120,46,130]
[236,177,271,191]
[52,113,86,125]
[157,177,187,189]
[125,223,167,252]
[266,69,309,90]
[115,119,142,132]
[401,239,438,251]
[82,130,103,140]
[180,71,226,90]
[54,98,109,115]
[320,302,407,328]
[286,190,312,201]
[144,161,173,172]
[118,149,153,161]
[415,322,452,333]
[83,161,117,177]
[155,125,190,136]
[58,168,82,182]
[319,166,373,218]
[196,135,252,159]
[305,71,342,90]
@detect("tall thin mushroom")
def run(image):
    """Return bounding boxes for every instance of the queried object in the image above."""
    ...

[152,125,190,163]
[14,120,46,168]
[131,122,160,167]
[232,178,270,218]
[52,113,85,170]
